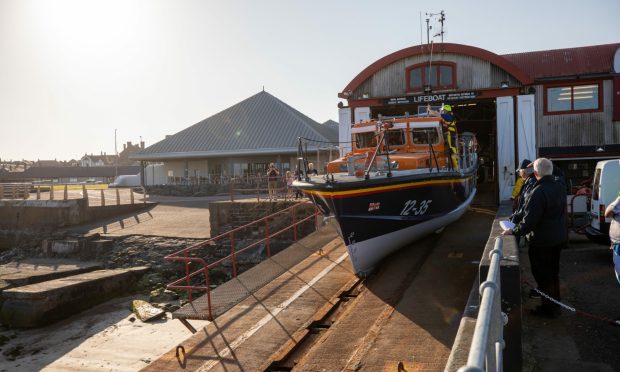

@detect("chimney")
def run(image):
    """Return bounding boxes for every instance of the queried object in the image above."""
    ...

[140,141,145,148]
[123,144,127,150]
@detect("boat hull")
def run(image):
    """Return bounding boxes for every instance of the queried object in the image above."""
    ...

[300,172,476,275]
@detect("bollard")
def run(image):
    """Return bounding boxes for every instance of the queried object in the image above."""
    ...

[50,185,54,200]
[36,185,41,200]
[116,188,120,205]
[101,189,105,206]
[63,184,68,200]
[82,184,89,205]
[130,189,134,204]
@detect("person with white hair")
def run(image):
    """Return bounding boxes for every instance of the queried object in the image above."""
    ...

[503,157,567,318]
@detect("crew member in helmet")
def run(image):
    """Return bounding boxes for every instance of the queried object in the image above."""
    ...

[427,103,458,169]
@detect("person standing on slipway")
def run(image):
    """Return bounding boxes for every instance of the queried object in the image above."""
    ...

[604,191,620,284]
[502,158,567,318]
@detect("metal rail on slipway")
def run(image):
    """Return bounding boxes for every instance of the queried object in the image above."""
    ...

[164,201,319,320]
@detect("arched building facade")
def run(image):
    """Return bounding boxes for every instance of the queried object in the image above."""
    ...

[337,42,620,204]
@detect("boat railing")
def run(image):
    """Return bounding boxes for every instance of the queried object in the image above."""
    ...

[457,237,505,372]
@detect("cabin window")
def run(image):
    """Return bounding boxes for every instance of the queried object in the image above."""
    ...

[545,82,602,114]
[385,130,406,147]
[411,128,440,145]
[406,62,456,92]
[355,132,378,149]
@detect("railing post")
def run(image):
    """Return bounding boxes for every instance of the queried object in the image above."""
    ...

[204,266,213,320]
[293,204,297,241]
[36,185,40,200]
[229,181,234,202]
[63,184,68,200]
[266,219,270,257]
[230,232,237,278]
[82,184,87,203]
[50,185,54,200]
[185,251,192,302]
[130,189,135,204]
[100,189,105,206]
[116,188,120,205]
[0,184,3,200]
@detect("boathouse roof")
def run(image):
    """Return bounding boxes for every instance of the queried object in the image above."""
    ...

[131,91,337,161]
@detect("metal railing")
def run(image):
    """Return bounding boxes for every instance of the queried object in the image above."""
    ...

[165,201,319,320]
[458,237,505,372]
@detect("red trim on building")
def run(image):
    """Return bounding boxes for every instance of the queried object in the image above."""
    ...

[542,80,604,116]
[339,43,533,98]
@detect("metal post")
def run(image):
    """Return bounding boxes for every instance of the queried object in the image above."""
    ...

[266,220,270,257]
[293,204,297,241]
[36,185,40,200]
[230,232,237,278]
[185,251,192,302]
[50,185,54,200]
[0,184,3,200]
[130,189,134,204]
[63,184,68,200]
[116,188,120,205]
[100,189,105,206]
[204,266,213,320]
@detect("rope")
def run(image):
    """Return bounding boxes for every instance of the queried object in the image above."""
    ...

[523,279,620,327]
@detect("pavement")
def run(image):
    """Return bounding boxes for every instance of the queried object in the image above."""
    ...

[65,194,257,238]
[520,232,620,372]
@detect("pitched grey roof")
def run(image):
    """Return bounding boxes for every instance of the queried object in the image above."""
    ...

[0,166,141,180]
[131,91,338,161]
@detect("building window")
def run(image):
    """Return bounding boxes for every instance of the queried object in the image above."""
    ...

[406,62,456,93]
[545,82,602,114]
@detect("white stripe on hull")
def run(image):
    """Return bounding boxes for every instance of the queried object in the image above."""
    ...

[346,189,477,276]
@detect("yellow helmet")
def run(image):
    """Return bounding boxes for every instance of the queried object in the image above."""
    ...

[442,104,452,112]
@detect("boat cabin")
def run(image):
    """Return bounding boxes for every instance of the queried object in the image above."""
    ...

[326,117,453,175]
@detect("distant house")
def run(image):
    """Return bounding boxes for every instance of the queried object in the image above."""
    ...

[33,159,63,167]
[80,153,118,167]
[117,141,145,166]
[130,91,339,184]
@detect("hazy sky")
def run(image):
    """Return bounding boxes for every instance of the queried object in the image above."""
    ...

[1,0,619,161]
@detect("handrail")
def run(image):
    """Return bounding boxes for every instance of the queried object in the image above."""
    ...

[164,201,320,317]
[458,237,504,372]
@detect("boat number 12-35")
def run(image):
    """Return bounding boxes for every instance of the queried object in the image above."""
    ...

[400,199,432,216]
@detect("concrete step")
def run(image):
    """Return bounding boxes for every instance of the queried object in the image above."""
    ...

[0,266,149,328]
[0,259,103,292]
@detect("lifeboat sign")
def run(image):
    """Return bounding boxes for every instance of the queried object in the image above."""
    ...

[384,91,479,105]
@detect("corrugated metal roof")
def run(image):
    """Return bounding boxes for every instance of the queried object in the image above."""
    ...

[132,91,338,161]
[502,43,620,80]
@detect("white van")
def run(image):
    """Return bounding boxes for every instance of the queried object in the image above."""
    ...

[585,159,620,244]
[109,174,141,188]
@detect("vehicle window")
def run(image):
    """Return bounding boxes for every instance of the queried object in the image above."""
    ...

[411,128,440,145]
[592,169,601,201]
[385,130,405,147]
[355,132,377,149]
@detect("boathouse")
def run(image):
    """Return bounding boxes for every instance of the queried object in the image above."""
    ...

[130,91,338,183]
[337,42,620,204]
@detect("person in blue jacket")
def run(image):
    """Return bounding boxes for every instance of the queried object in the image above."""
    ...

[604,191,620,284]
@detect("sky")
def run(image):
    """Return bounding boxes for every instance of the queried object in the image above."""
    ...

[1,0,619,161]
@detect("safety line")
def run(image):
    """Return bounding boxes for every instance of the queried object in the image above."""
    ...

[524,280,620,326]
[197,251,350,371]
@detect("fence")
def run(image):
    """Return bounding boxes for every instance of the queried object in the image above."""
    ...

[0,183,146,207]
[165,201,319,320]
[457,237,505,372]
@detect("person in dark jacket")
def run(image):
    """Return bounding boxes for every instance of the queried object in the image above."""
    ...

[503,157,567,318]
[510,159,536,226]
